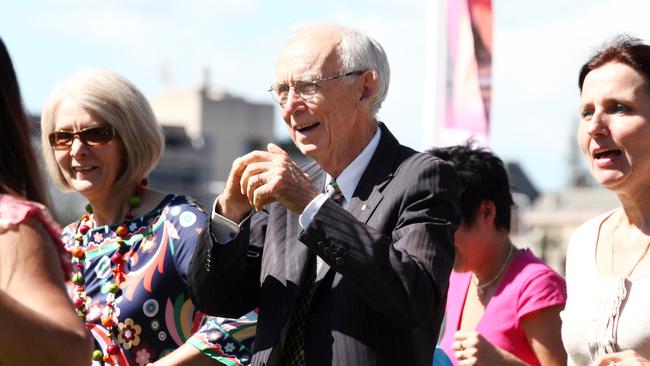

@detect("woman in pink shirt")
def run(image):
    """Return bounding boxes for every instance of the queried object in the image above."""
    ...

[429,143,567,365]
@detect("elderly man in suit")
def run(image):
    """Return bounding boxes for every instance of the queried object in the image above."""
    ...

[188,23,460,366]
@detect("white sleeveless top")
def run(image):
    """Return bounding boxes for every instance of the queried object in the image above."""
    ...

[561,211,650,365]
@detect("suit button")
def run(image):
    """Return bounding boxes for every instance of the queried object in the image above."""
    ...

[323,246,332,255]
[317,241,326,250]
[335,257,344,265]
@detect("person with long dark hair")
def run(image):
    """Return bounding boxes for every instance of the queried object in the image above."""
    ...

[0,37,92,365]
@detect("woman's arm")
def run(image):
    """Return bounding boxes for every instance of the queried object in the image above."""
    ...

[0,218,92,366]
[521,304,567,366]
[453,304,566,366]
[149,343,224,366]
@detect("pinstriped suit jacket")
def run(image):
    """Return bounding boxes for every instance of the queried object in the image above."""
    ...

[188,123,460,365]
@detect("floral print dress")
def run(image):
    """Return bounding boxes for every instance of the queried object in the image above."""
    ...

[61,194,255,366]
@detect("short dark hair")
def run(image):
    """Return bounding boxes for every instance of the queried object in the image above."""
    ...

[578,34,650,92]
[0,37,47,204]
[428,142,513,232]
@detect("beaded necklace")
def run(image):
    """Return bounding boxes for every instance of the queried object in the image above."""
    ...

[69,179,146,365]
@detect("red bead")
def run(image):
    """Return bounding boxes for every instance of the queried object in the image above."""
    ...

[111,253,124,264]
[74,298,85,308]
[116,225,128,238]
[79,224,90,234]
[107,344,120,355]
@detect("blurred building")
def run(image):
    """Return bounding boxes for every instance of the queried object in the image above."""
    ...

[507,162,618,275]
[148,81,275,206]
[519,187,618,275]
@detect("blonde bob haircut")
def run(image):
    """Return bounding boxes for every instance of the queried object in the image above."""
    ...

[41,68,164,191]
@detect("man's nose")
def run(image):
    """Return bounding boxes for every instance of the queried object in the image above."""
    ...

[281,88,305,113]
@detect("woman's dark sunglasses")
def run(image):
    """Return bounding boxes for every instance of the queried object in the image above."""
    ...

[48,126,116,150]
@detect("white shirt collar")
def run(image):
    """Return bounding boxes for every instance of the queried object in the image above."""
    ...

[325,127,381,202]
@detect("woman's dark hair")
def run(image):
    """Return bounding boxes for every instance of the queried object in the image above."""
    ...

[578,34,650,92]
[428,141,514,232]
[0,37,47,204]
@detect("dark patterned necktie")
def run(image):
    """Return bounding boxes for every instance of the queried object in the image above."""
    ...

[326,178,345,205]
[280,178,345,365]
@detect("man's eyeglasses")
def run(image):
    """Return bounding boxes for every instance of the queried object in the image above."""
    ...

[268,70,365,106]
[48,126,116,150]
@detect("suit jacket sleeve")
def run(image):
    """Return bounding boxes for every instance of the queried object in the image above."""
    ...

[299,154,459,328]
[188,208,266,318]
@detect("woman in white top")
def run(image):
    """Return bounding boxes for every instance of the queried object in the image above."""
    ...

[562,34,650,365]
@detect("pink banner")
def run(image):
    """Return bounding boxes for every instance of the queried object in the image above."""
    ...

[441,0,492,146]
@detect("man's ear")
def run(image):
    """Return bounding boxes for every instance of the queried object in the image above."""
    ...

[359,70,378,102]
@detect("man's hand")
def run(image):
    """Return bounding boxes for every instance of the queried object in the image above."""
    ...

[240,143,319,213]
[217,143,319,222]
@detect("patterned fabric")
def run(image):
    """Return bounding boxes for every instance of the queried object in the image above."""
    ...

[0,194,71,279]
[326,178,345,205]
[61,194,255,366]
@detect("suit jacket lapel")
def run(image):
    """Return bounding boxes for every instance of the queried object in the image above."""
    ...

[316,123,400,283]
[347,122,400,223]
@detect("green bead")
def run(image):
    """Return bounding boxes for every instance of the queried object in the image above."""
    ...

[85,203,93,214]
[128,195,141,207]
[72,273,85,285]
[92,350,103,361]
[106,283,119,293]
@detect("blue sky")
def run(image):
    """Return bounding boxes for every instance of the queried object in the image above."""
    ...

[2,0,650,191]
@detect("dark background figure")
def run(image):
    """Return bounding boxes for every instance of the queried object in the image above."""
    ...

[430,143,566,366]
